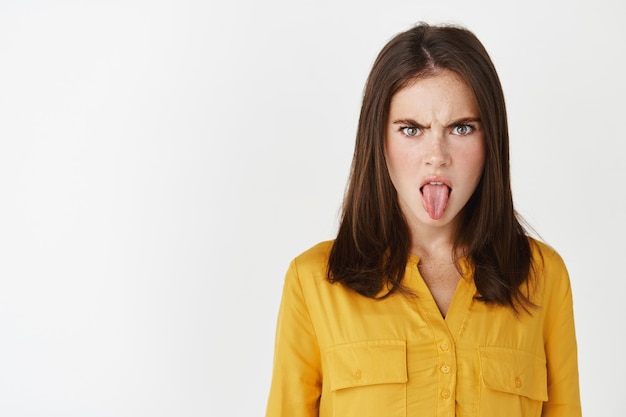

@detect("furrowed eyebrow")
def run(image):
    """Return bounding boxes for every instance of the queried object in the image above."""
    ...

[391,117,481,128]
[391,118,428,128]
[445,117,481,128]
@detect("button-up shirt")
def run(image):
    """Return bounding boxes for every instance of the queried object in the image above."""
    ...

[266,239,581,417]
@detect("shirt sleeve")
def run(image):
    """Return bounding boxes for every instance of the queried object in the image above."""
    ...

[541,253,582,417]
[265,259,322,417]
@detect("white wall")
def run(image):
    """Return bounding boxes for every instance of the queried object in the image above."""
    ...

[0,0,624,415]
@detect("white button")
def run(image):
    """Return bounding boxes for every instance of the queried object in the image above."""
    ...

[441,364,451,374]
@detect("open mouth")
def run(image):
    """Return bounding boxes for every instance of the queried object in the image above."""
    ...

[420,181,451,192]
[420,182,451,220]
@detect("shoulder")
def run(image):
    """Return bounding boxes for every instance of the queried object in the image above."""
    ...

[282,240,334,286]
[281,241,345,312]
[291,240,334,271]
[528,237,568,273]
[527,237,572,301]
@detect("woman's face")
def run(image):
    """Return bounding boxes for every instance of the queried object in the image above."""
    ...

[385,70,485,235]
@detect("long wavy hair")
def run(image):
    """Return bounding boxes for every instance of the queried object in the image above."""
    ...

[328,23,535,311]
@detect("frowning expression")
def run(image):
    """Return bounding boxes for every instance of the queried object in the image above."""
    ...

[385,70,485,233]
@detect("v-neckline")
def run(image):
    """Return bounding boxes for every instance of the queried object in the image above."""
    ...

[407,255,475,340]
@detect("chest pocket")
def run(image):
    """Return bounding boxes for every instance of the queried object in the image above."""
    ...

[478,346,548,417]
[325,340,407,417]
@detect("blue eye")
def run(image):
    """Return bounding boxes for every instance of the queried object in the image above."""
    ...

[452,124,473,135]
[401,126,421,137]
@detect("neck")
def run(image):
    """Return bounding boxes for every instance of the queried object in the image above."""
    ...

[408,221,459,262]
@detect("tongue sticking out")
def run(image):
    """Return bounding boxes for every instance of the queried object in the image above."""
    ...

[421,184,450,220]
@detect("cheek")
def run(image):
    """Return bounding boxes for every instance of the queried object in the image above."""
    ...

[459,143,486,189]
[468,139,486,175]
[472,151,486,178]
[386,139,419,172]
[472,160,486,194]
[384,140,403,183]
[386,151,416,192]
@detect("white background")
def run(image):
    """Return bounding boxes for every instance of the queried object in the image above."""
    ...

[1,0,624,416]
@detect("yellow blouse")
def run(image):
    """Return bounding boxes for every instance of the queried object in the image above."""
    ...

[265,239,581,417]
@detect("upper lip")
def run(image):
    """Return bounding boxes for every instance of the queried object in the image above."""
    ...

[420,176,452,191]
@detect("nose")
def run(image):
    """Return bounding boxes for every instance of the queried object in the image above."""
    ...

[425,135,451,167]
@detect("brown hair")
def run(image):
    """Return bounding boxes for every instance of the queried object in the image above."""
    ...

[328,22,535,311]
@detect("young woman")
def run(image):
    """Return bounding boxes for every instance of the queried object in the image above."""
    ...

[266,23,581,417]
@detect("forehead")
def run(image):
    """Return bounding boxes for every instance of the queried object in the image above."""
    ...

[389,70,479,118]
